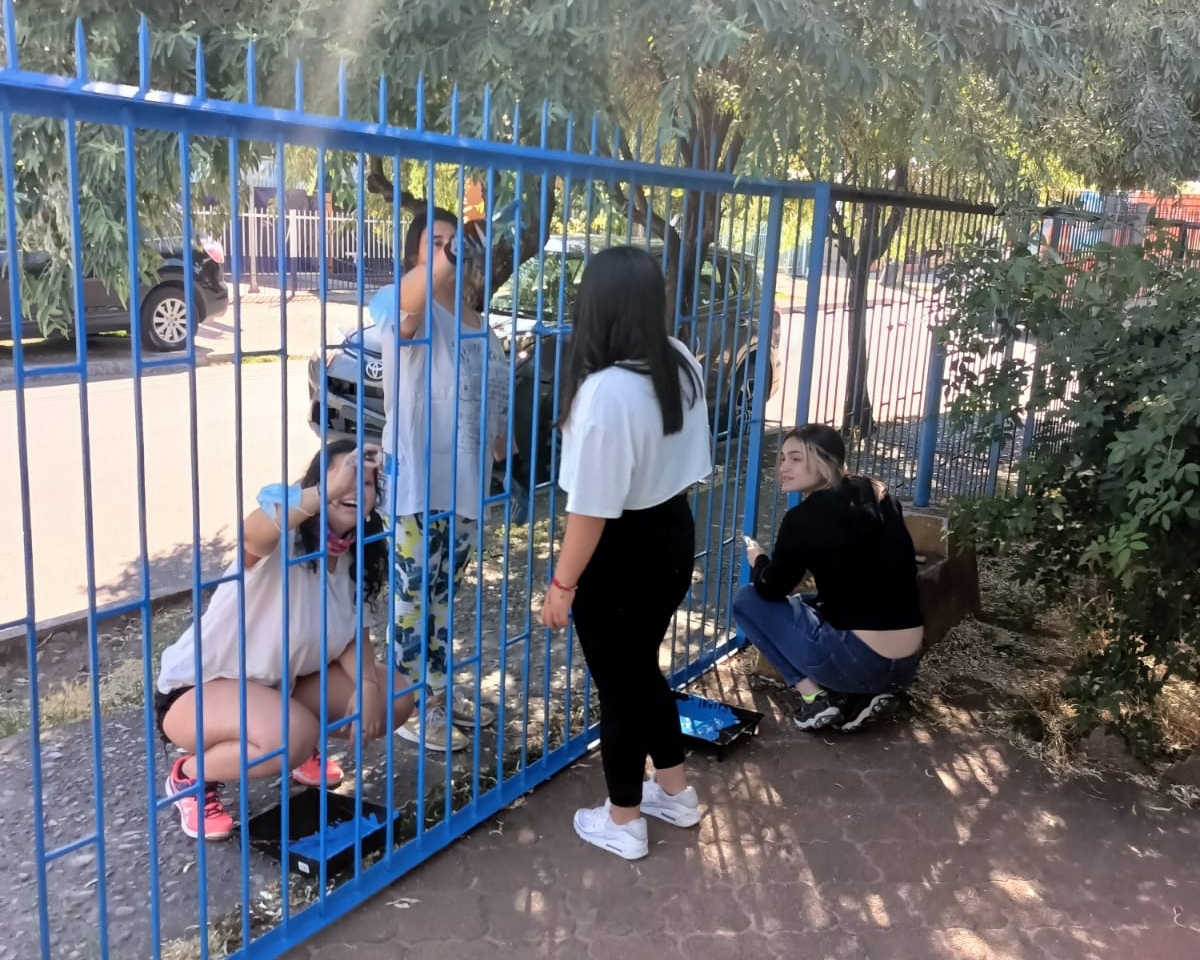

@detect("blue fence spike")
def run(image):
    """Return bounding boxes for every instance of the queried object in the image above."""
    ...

[2,0,16,70]
[589,111,600,155]
[450,83,460,136]
[511,100,521,144]
[293,58,303,112]
[73,19,86,80]
[337,60,347,118]
[137,14,149,91]
[195,38,206,98]
[415,73,425,129]
[377,75,387,124]
[481,84,492,140]
[246,41,257,104]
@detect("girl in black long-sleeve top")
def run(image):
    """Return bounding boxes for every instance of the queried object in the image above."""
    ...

[733,424,923,732]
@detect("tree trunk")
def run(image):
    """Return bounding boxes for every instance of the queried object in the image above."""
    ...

[830,172,908,438]
[842,246,875,436]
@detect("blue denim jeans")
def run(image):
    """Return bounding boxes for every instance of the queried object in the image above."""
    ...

[732,584,921,694]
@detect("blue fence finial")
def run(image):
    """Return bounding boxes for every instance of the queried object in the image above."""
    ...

[415,73,425,129]
[539,99,549,149]
[137,15,149,90]
[195,37,206,97]
[450,83,460,136]
[511,100,521,143]
[2,0,17,70]
[74,19,87,80]
[377,75,387,124]
[293,58,303,112]
[246,41,257,103]
[337,60,347,118]
[590,111,600,154]
[481,84,492,140]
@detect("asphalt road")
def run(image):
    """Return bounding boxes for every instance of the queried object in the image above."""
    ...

[0,360,319,630]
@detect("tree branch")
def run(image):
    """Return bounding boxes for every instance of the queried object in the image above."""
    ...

[365,156,425,215]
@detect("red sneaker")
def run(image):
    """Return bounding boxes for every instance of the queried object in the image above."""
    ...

[291,751,344,787]
[164,756,234,841]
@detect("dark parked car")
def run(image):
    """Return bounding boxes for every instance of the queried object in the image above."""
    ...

[0,238,229,351]
[308,237,781,483]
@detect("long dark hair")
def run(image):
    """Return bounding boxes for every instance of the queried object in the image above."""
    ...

[785,423,887,520]
[559,246,701,435]
[403,207,458,271]
[295,440,389,607]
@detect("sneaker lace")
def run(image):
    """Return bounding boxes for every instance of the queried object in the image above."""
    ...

[202,783,226,819]
[424,704,448,726]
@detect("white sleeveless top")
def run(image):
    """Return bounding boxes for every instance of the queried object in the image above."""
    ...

[374,289,509,521]
[156,538,360,694]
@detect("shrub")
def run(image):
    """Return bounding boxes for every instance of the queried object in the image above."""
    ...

[937,207,1200,758]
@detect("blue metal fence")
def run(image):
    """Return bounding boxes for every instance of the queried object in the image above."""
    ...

[0,4,1066,956]
[0,7,838,959]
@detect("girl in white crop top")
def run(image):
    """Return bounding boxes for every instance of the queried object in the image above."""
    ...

[155,440,416,841]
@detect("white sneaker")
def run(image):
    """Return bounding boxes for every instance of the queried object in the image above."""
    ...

[573,803,649,860]
[640,776,701,827]
[396,704,468,752]
[450,696,496,729]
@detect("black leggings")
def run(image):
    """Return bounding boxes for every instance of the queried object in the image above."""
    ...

[572,494,695,808]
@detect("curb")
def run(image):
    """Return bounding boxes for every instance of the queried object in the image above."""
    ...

[0,586,198,665]
[0,351,311,390]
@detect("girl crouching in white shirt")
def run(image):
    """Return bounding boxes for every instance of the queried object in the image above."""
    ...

[155,440,416,840]
[540,246,714,860]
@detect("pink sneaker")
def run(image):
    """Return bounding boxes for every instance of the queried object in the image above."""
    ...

[291,751,344,787]
[165,756,234,841]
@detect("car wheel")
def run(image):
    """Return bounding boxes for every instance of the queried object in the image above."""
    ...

[140,285,192,352]
[731,353,772,436]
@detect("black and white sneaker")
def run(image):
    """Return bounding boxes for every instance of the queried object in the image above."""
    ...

[792,691,844,731]
[836,692,900,732]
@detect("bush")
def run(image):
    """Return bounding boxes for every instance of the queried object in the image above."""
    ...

[937,208,1200,758]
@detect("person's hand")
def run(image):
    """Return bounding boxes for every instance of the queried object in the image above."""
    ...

[359,677,384,743]
[540,582,574,629]
[326,445,382,505]
[444,220,488,266]
[743,535,765,566]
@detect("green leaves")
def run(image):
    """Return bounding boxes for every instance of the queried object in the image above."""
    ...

[942,203,1200,756]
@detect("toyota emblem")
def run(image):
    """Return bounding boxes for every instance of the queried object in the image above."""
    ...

[364,359,384,381]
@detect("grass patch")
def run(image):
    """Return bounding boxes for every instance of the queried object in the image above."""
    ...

[0,603,193,737]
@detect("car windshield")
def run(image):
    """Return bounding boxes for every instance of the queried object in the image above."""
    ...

[489,252,585,322]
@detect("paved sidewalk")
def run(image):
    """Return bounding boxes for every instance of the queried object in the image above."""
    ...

[283,666,1200,960]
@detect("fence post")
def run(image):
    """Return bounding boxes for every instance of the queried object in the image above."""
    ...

[248,204,260,293]
[913,336,946,507]
[789,183,831,509]
[740,190,786,567]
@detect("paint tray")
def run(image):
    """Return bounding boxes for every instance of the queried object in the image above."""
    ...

[247,789,399,878]
[674,691,763,759]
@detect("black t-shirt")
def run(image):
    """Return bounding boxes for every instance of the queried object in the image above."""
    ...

[750,485,923,631]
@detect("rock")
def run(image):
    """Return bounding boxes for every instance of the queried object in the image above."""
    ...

[1164,754,1200,788]
[1080,727,1146,773]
